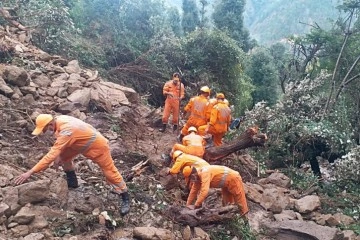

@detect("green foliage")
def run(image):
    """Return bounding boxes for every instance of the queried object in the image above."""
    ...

[334,145,360,184]
[182,29,254,114]
[246,47,279,106]
[209,216,257,240]
[212,0,251,51]
[182,0,200,33]
[240,72,355,168]
[1,0,74,54]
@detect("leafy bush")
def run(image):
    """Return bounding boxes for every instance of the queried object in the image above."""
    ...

[240,71,355,168]
[334,145,360,184]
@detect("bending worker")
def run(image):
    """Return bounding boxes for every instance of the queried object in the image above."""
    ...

[170,126,206,158]
[160,72,185,133]
[182,165,248,217]
[168,150,209,175]
[179,86,210,141]
[199,93,231,146]
[13,114,130,216]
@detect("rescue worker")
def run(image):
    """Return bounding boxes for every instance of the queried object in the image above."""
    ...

[180,86,210,140]
[160,72,185,133]
[168,150,209,175]
[13,114,130,216]
[199,93,231,146]
[170,126,206,158]
[183,165,248,217]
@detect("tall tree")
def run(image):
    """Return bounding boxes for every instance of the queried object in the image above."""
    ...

[182,0,200,34]
[247,48,279,106]
[168,7,182,36]
[199,0,209,29]
[212,0,251,51]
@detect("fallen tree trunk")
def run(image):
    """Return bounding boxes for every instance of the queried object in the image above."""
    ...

[203,127,267,162]
[0,7,27,31]
[166,205,239,227]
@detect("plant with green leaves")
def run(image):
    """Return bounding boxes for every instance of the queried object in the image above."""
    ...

[182,28,254,114]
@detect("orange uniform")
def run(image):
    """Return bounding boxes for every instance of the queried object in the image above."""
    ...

[169,153,209,175]
[31,115,127,193]
[181,95,208,135]
[171,132,206,158]
[199,101,231,146]
[187,165,248,216]
[162,79,185,125]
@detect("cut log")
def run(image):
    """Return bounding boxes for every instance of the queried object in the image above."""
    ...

[203,126,267,162]
[166,205,239,227]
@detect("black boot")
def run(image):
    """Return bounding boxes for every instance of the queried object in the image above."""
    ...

[65,170,79,188]
[120,191,130,216]
[159,124,167,132]
[173,125,178,132]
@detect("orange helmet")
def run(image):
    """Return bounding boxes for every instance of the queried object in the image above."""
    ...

[216,93,225,99]
[200,86,210,94]
[32,114,53,135]
[173,150,183,160]
[188,126,197,133]
[182,166,193,178]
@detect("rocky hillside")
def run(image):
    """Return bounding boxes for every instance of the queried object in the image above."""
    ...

[0,25,359,240]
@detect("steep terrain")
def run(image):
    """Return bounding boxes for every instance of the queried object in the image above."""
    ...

[0,25,359,240]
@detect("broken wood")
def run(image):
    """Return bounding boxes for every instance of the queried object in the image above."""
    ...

[125,160,150,181]
[203,126,267,162]
[0,7,27,31]
[166,205,239,227]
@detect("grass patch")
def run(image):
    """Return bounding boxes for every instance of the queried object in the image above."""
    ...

[209,216,257,240]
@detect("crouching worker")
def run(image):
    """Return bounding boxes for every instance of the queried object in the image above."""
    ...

[13,114,130,216]
[170,126,206,158]
[167,150,209,175]
[182,165,248,218]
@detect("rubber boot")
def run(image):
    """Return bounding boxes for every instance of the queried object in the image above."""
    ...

[120,191,130,216]
[159,124,167,132]
[65,170,79,188]
[173,125,178,132]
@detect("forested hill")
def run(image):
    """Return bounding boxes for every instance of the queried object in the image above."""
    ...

[167,0,340,45]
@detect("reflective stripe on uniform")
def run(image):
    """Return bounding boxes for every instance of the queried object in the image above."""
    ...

[218,167,229,188]
[79,130,97,153]
[216,121,228,125]
[189,143,203,147]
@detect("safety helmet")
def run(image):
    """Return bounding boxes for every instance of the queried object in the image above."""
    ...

[200,86,211,94]
[188,126,197,133]
[216,93,225,99]
[173,150,183,160]
[182,166,193,178]
[32,114,53,135]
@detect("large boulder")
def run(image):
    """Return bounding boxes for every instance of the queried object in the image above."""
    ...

[263,220,344,240]
[12,205,35,224]
[64,60,81,74]
[133,226,175,240]
[91,82,130,108]
[295,195,321,213]
[32,74,51,88]
[0,77,14,96]
[16,180,51,205]
[67,88,91,107]
[258,172,291,188]
[2,66,29,87]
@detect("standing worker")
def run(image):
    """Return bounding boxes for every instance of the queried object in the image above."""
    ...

[179,86,210,141]
[183,165,249,217]
[160,72,185,133]
[13,114,130,216]
[199,93,231,146]
[170,126,206,158]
